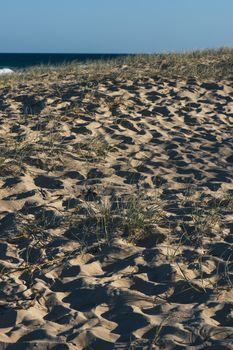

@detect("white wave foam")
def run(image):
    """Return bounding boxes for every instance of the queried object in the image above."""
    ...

[0,68,14,75]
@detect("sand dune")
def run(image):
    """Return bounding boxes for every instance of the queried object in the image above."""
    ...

[0,68,232,349]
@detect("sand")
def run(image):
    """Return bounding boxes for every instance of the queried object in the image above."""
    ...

[0,72,232,349]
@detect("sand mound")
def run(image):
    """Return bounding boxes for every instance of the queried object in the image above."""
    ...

[0,71,232,349]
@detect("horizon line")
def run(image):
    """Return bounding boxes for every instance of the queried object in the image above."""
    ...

[0,47,232,55]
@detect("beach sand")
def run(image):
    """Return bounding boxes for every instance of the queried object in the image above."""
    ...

[0,60,232,349]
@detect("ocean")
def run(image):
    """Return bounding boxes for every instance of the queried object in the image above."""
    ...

[0,53,128,70]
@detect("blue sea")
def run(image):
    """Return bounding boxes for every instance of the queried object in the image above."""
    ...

[0,53,128,71]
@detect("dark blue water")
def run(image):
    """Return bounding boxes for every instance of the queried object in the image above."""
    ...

[0,53,128,70]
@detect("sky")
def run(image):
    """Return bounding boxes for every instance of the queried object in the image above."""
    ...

[0,0,233,53]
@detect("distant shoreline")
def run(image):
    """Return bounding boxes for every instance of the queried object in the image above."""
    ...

[0,53,129,69]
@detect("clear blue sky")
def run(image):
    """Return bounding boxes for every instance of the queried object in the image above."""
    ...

[0,0,232,53]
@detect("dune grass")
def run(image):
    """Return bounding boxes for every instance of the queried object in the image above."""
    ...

[0,48,232,89]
